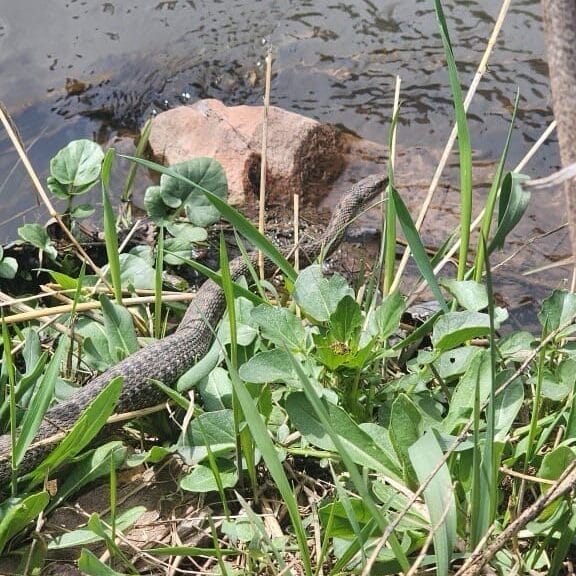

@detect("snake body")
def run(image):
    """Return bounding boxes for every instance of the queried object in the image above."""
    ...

[0,174,387,486]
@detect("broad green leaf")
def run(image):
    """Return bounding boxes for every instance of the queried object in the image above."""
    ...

[147,158,227,227]
[17,223,57,260]
[199,366,233,410]
[47,270,79,290]
[372,290,405,339]
[115,253,155,290]
[330,295,362,342]
[99,295,139,362]
[432,311,491,351]
[538,446,576,520]
[49,507,146,549]
[0,256,17,279]
[286,392,402,478]
[537,370,571,401]
[0,492,50,555]
[313,332,375,371]
[433,346,482,380]
[389,394,421,489]
[238,349,298,385]
[70,203,95,220]
[494,375,524,441]
[49,139,104,188]
[166,222,207,243]
[442,350,492,434]
[539,290,576,335]
[180,459,237,492]
[442,279,488,311]
[28,376,124,484]
[179,410,235,464]
[78,549,128,576]
[409,430,456,576]
[163,236,195,265]
[293,265,353,322]
[144,185,166,223]
[490,172,531,252]
[498,331,535,361]
[218,296,257,347]
[251,304,307,351]
[221,515,257,544]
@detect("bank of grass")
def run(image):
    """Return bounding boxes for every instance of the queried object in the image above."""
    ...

[2,3,576,576]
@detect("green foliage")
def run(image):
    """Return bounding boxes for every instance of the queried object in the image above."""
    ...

[17,223,58,261]
[144,157,227,227]
[47,139,104,217]
[0,246,17,279]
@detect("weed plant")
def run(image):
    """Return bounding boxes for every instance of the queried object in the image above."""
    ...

[1,1,576,575]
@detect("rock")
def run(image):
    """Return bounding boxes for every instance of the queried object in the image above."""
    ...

[148,99,345,205]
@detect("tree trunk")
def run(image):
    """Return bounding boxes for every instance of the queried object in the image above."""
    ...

[541,0,576,287]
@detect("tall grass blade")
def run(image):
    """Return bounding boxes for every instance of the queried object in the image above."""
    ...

[1,318,18,496]
[154,225,165,339]
[473,90,520,281]
[219,233,256,494]
[14,338,66,468]
[383,96,400,294]
[101,149,123,304]
[121,118,152,203]
[434,0,473,280]
[390,186,448,312]
[226,364,313,576]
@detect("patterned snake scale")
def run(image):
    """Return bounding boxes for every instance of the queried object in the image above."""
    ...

[0,174,387,487]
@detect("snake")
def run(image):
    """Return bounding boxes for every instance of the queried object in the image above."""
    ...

[0,174,387,487]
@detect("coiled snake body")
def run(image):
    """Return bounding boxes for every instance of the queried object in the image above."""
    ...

[0,174,387,486]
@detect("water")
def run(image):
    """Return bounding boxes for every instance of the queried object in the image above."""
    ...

[0,0,568,327]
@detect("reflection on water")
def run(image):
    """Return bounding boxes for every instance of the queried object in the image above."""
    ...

[0,0,568,327]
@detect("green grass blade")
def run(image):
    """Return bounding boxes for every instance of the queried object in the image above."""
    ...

[101,149,123,304]
[121,118,152,203]
[390,186,448,312]
[1,317,18,496]
[154,225,165,339]
[219,233,257,501]
[434,0,473,280]
[14,338,67,467]
[27,376,124,486]
[474,89,520,281]
[226,363,313,576]
[383,105,400,294]
[122,156,297,282]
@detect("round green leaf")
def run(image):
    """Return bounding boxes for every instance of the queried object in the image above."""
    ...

[159,157,228,227]
[50,139,104,188]
[0,256,17,279]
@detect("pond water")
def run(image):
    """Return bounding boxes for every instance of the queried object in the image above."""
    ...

[0,0,568,328]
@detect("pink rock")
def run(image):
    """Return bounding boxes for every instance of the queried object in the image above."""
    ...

[148,99,344,205]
